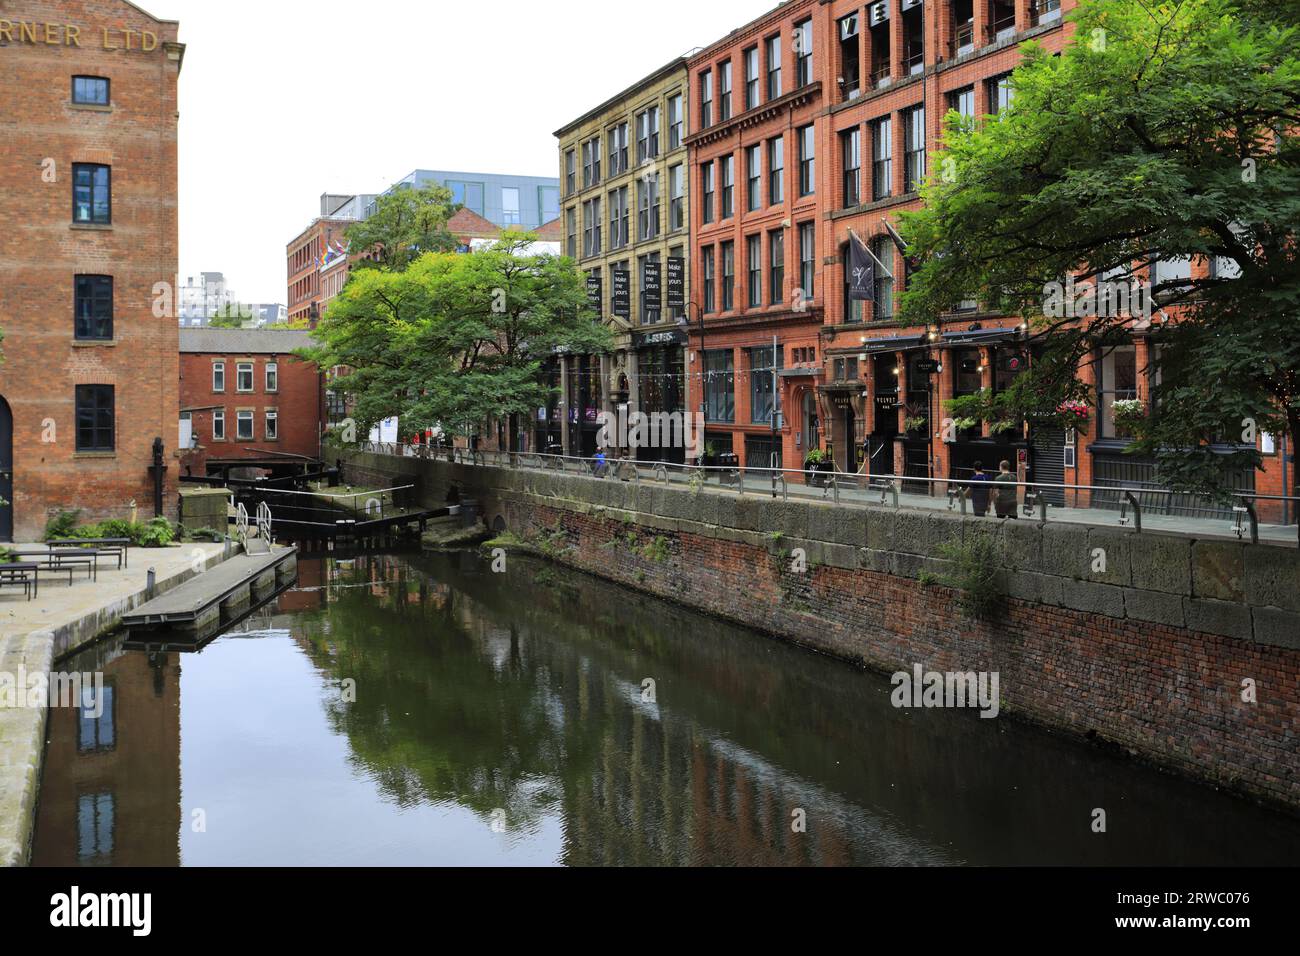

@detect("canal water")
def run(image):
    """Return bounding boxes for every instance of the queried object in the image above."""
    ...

[31,550,1300,866]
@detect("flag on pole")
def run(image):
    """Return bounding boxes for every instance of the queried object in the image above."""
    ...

[883,218,922,273]
[847,229,875,301]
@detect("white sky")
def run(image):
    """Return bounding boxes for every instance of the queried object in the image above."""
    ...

[145,0,770,304]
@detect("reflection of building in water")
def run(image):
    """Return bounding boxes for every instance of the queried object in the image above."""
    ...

[32,646,181,867]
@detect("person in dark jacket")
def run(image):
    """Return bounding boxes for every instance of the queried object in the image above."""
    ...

[968,461,991,517]
[993,460,1019,519]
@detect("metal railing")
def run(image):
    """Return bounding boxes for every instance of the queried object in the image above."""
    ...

[354,443,1300,546]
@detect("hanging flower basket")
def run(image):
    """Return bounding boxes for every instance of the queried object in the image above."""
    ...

[1055,400,1091,433]
[1111,398,1146,435]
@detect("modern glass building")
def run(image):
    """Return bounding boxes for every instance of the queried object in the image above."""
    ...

[366,170,561,231]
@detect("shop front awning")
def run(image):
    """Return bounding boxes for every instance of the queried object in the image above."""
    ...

[857,334,924,352]
[941,326,1023,346]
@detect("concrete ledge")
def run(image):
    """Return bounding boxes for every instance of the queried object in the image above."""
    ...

[0,631,55,867]
[1125,588,1187,628]
[1252,607,1300,650]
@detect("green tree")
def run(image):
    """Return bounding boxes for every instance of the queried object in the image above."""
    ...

[343,183,460,272]
[208,303,256,328]
[899,0,1300,500]
[306,232,612,451]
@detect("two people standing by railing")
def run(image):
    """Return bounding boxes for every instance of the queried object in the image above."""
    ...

[967,460,1019,520]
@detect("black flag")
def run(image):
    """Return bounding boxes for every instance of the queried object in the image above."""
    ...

[847,230,875,302]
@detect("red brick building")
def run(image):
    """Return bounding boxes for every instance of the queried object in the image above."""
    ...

[0,0,184,541]
[178,329,325,479]
[287,217,352,327]
[685,0,826,473]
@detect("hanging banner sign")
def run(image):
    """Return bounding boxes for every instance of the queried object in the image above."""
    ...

[612,270,631,319]
[666,257,686,310]
[643,260,662,311]
[586,275,602,317]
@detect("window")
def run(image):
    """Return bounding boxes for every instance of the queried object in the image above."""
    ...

[872,117,893,200]
[719,60,733,121]
[720,154,734,218]
[236,362,254,392]
[212,361,226,392]
[1098,345,1138,438]
[839,14,861,100]
[566,207,578,257]
[609,186,629,249]
[638,174,659,241]
[873,238,895,319]
[766,35,783,100]
[721,241,735,311]
[72,76,109,106]
[702,246,716,313]
[582,137,601,188]
[949,86,976,125]
[1151,255,1193,297]
[76,793,114,864]
[700,69,714,128]
[636,106,660,162]
[265,362,279,392]
[265,410,279,440]
[213,409,226,441]
[749,346,783,425]
[844,243,865,323]
[540,186,560,223]
[841,128,861,208]
[74,275,113,340]
[797,125,816,196]
[583,197,602,256]
[237,410,254,441]
[1034,0,1062,25]
[794,19,813,88]
[768,137,784,204]
[75,385,114,452]
[608,123,629,175]
[701,162,715,224]
[769,229,785,304]
[988,73,1015,115]
[447,180,484,215]
[746,145,762,211]
[72,163,111,224]
[744,47,760,110]
[565,149,576,195]
[78,684,115,752]
[747,234,762,308]
[501,187,521,225]
[904,106,926,192]
[669,165,685,230]
[704,350,735,423]
[798,223,815,302]
[953,0,976,55]
[668,93,684,149]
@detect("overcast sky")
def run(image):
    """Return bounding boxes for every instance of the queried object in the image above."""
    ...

[146,0,769,304]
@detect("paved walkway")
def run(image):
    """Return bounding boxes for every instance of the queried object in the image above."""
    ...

[0,542,227,642]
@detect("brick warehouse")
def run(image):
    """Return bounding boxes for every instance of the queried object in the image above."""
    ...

[0,0,184,542]
[178,329,325,480]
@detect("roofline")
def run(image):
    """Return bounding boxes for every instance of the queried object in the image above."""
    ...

[553,56,690,137]
[121,0,180,25]
[687,0,818,67]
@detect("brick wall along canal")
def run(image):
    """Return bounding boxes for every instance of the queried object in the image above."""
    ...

[31,551,1300,866]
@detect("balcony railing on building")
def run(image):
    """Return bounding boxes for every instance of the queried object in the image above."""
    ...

[952,20,975,57]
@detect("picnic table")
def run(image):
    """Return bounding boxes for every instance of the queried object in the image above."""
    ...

[10,549,101,582]
[0,562,75,599]
[47,537,130,569]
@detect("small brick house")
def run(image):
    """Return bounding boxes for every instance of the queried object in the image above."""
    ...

[178,329,324,479]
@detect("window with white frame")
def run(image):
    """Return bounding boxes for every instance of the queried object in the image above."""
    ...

[236,410,254,440]
[213,409,226,441]
[236,362,254,392]
[212,361,226,392]
[265,409,279,440]
[265,362,278,392]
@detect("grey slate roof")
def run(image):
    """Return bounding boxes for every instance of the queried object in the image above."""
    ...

[179,329,316,354]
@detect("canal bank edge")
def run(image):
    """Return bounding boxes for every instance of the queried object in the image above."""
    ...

[0,543,235,867]
[342,450,1300,812]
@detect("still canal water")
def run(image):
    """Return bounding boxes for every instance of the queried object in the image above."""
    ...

[32,550,1300,866]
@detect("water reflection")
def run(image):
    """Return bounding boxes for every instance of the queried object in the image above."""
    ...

[33,551,1300,866]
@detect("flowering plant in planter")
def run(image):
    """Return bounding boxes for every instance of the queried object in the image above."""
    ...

[1056,400,1091,432]
[903,416,929,434]
[1111,398,1146,435]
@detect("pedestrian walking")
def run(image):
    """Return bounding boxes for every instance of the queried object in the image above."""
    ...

[993,460,1019,519]
[969,461,991,517]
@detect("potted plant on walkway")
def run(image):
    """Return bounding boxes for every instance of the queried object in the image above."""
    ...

[1111,398,1145,438]
[804,447,835,487]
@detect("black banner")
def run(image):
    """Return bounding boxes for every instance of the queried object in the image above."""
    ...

[666,257,686,310]
[848,232,875,302]
[586,275,602,317]
[612,270,631,320]
[643,261,662,311]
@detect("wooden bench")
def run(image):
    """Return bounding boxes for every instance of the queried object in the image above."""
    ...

[48,537,130,570]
